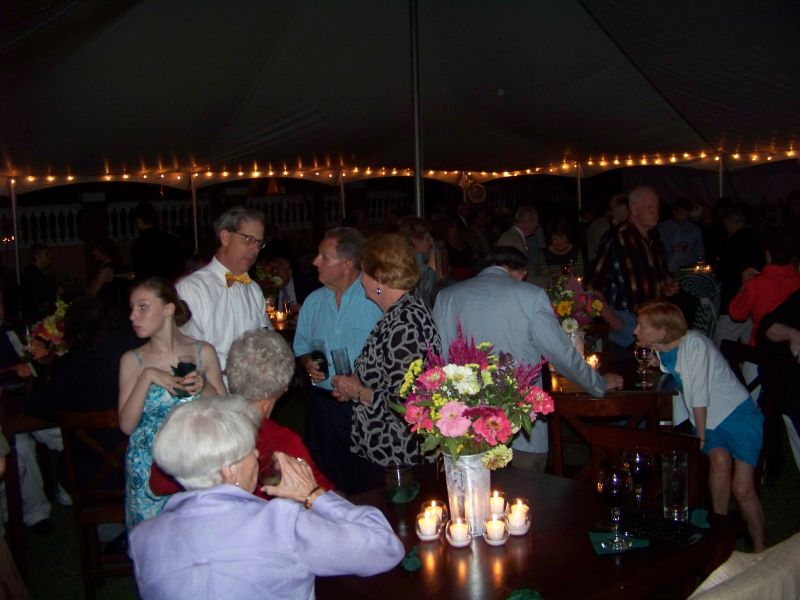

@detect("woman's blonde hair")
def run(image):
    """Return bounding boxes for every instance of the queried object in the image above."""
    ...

[636,300,687,344]
[361,233,420,290]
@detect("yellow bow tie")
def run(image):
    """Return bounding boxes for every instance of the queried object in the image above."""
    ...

[225,272,252,287]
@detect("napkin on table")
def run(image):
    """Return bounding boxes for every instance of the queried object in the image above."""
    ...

[588,531,649,555]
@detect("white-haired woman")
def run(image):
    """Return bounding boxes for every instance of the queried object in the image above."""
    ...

[150,329,333,495]
[130,397,404,599]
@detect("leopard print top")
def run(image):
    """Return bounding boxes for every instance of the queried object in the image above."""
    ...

[350,291,441,466]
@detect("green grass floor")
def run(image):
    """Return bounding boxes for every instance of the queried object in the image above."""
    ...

[22,394,800,599]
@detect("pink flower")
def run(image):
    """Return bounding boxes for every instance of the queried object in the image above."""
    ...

[417,367,447,391]
[524,387,554,415]
[436,401,472,437]
[404,404,434,432]
[471,407,513,445]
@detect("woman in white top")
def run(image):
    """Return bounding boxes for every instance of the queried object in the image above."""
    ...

[634,300,765,552]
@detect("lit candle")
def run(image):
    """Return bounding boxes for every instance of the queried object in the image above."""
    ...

[416,510,438,540]
[508,499,530,534]
[489,491,505,515]
[275,311,287,322]
[449,520,469,543]
[421,500,444,522]
[485,518,506,541]
[586,354,600,369]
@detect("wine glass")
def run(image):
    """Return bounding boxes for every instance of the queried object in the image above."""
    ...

[596,465,633,551]
[623,450,654,510]
[634,346,653,389]
[172,354,196,398]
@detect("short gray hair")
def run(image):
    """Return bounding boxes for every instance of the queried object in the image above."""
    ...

[324,227,366,268]
[213,206,265,240]
[153,395,260,490]
[628,185,658,209]
[226,329,295,401]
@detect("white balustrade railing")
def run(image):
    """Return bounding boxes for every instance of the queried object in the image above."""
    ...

[1,190,415,247]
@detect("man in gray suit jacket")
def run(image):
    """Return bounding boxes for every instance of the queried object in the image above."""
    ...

[433,247,623,472]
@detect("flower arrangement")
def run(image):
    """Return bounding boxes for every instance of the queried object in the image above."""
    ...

[393,325,553,469]
[253,263,283,299]
[30,298,69,356]
[548,275,603,334]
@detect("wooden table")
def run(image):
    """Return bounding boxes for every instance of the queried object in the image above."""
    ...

[316,467,739,600]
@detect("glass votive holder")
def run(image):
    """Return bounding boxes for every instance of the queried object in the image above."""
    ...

[483,515,509,546]
[445,518,472,548]
[507,497,531,536]
[420,500,447,529]
[416,510,441,542]
[489,490,506,516]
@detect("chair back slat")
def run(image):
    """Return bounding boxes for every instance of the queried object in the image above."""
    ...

[57,410,131,599]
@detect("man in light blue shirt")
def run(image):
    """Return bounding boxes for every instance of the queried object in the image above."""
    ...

[294,228,381,493]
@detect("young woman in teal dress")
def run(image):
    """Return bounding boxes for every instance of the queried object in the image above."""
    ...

[118,277,226,529]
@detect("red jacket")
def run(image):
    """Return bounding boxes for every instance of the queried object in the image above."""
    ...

[150,418,334,499]
[728,264,800,345]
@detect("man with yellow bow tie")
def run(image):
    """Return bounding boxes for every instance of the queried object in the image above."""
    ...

[177,207,271,371]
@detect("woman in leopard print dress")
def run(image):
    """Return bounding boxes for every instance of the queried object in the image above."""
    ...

[332,233,441,478]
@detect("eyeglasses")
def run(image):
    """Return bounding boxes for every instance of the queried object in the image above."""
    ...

[231,231,265,250]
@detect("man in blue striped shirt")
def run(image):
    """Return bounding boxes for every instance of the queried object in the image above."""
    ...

[294,228,382,494]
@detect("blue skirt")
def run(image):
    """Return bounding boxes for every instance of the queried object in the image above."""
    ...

[700,399,764,466]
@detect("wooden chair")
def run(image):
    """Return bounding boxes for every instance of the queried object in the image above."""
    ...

[582,423,705,508]
[58,410,131,600]
[549,391,661,479]
[719,340,778,490]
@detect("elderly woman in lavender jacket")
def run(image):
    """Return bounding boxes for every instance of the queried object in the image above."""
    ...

[129,396,404,600]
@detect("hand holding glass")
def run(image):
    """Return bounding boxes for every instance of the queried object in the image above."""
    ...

[330,347,352,376]
[172,354,196,398]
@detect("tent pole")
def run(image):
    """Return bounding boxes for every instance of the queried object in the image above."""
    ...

[410,0,424,217]
[338,170,346,220]
[717,155,724,198]
[8,178,20,285]
[190,175,199,255]
[575,162,582,215]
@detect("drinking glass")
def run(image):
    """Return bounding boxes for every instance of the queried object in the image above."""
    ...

[634,346,653,389]
[623,450,654,509]
[596,465,633,551]
[310,339,329,380]
[330,347,352,375]
[172,354,196,398]
[284,299,299,321]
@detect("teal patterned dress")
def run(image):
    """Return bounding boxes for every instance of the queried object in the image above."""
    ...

[125,343,203,529]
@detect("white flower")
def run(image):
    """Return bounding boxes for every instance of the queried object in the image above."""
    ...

[561,318,579,334]
[443,364,480,395]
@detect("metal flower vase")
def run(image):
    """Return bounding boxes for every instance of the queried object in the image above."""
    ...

[569,330,585,357]
[443,452,490,536]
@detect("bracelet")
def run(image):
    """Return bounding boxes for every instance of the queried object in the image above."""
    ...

[304,486,324,510]
[354,387,364,402]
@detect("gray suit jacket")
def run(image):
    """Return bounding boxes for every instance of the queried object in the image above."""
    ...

[433,266,607,452]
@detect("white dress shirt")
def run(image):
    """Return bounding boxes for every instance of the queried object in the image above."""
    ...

[176,257,270,370]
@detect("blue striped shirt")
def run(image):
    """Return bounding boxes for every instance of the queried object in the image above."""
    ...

[293,278,382,390]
